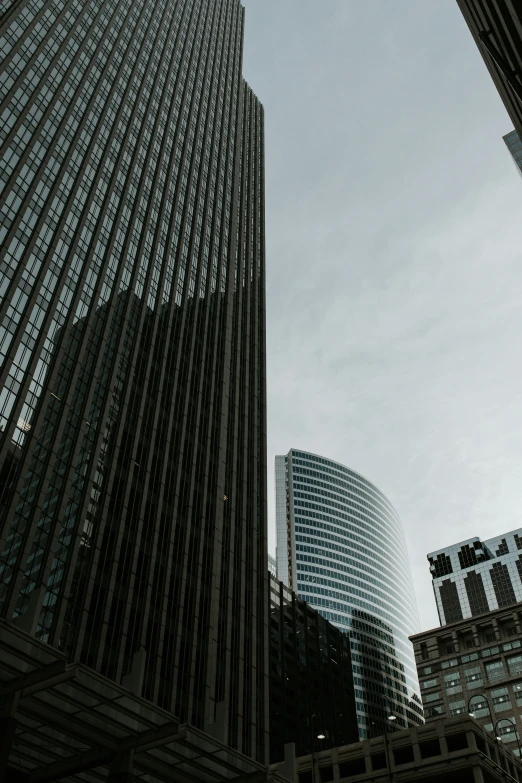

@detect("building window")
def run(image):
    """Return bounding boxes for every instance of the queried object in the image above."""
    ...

[449,699,465,716]
[512,682,522,704]
[422,678,438,689]
[430,553,453,578]
[464,570,490,616]
[441,659,458,670]
[425,705,444,718]
[482,646,500,658]
[497,720,517,740]
[444,672,462,696]
[469,696,490,719]
[490,563,516,608]
[507,655,522,677]
[461,652,479,663]
[464,666,483,689]
[424,692,441,704]
[458,545,479,570]
[485,660,506,682]
[439,579,463,625]
[491,687,511,713]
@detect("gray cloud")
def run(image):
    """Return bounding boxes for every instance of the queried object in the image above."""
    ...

[242,0,522,631]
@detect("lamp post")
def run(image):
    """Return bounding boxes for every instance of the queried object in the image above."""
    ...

[382,698,399,783]
[467,693,522,780]
[468,693,493,723]
[310,714,325,783]
[495,717,522,767]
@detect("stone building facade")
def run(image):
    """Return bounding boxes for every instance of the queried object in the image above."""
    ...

[411,602,522,758]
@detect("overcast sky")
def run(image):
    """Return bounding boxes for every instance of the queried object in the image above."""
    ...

[241,0,522,632]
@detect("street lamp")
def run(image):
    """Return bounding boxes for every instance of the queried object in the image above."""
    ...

[386,696,398,725]
[494,717,522,764]
[468,693,493,722]
[468,694,522,772]
[382,700,397,783]
[310,714,326,783]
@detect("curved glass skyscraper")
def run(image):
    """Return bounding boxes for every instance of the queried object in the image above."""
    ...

[275,448,423,738]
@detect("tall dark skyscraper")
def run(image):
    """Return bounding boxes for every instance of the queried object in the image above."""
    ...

[0,0,268,762]
[457,1,522,138]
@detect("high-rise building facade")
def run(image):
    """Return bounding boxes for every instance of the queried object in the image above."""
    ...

[275,449,423,739]
[0,0,268,762]
[504,129,522,175]
[457,1,522,138]
[268,574,359,764]
[428,529,522,626]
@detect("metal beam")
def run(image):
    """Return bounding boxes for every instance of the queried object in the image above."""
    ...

[228,772,272,783]
[22,699,119,752]
[28,722,185,782]
[0,660,73,698]
[28,746,112,782]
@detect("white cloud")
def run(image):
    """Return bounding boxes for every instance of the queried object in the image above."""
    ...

[243,0,522,632]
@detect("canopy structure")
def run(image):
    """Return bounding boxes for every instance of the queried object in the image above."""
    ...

[0,619,287,783]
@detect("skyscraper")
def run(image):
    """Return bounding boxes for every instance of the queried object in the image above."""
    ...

[428,529,522,625]
[504,129,522,175]
[0,0,268,762]
[457,1,522,138]
[275,449,423,739]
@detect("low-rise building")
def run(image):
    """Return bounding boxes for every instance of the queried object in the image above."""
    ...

[271,715,522,783]
[410,602,522,758]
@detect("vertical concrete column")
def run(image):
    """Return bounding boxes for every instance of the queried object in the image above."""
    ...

[451,631,460,652]
[427,637,439,658]
[12,586,45,635]
[410,727,422,766]
[109,751,134,783]
[491,619,501,642]
[513,612,522,636]
[472,765,485,783]
[204,701,228,743]
[279,743,297,783]
[471,625,480,647]
[0,693,19,782]
[121,649,147,696]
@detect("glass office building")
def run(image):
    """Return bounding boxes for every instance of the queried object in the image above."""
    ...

[0,0,268,762]
[504,130,522,176]
[428,529,522,626]
[275,449,423,738]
